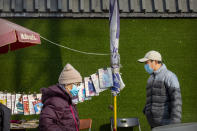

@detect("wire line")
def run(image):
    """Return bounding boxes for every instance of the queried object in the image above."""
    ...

[40,36,110,56]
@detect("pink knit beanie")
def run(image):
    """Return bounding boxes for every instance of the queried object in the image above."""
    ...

[58,63,82,85]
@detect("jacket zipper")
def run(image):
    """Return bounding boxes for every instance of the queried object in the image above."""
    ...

[151,74,155,114]
[69,105,79,131]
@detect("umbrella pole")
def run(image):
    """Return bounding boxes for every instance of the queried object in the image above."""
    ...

[114,95,117,131]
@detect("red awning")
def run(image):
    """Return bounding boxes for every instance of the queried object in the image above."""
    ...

[0,18,41,54]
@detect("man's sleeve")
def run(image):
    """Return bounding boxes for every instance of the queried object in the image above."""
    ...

[2,104,11,131]
[166,73,182,124]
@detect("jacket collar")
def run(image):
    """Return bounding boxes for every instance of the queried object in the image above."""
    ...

[41,84,72,103]
[153,64,167,75]
[58,84,72,97]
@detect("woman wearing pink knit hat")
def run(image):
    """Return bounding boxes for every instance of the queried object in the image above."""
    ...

[39,63,82,131]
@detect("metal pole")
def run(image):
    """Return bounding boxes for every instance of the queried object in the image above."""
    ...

[114,95,117,131]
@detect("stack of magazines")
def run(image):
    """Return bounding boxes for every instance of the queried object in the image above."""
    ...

[10,119,39,129]
[0,92,43,115]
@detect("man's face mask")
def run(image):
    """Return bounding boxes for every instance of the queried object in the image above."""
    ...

[144,64,154,74]
[70,84,80,96]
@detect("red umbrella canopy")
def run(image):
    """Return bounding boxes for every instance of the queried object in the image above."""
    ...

[0,18,41,54]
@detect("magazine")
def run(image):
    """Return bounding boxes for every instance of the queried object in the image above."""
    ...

[84,77,90,97]
[91,73,100,94]
[72,95,79,105]
[23,95,30,115]
[78,83,85,102]
[0,92,3,105]
[88,78,96,96]
[32,100,43,114]
[91,73,106,94]
[14,94,24,114]
[82,79,93,100]
[98,67,113,89]
[32,94,43,114]
[6,93,12,110]
[11,94,16,114]
[0,93,7,106]
[36,94,42,101]
[28,94,37,115]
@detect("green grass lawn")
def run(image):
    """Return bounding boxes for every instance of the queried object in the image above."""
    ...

[0,18,197,131]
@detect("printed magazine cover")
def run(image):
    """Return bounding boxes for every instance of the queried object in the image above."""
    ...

[0,92,2,105]
[78,83,85,102]
[32,100,43,114]
[84,77,90,97]
[91,73,101,94]
[23,94,30,115]
[37,94,42,101]
[28,94,37,115]
[98,67,113,89]
[11,94,16,114]
[6,93,12,110]
[0,93,7,106]
[32,94,43,114]
[88,78,96,96]
[72,95,79,104]
[91,73,106,94]
[14,94,24,114]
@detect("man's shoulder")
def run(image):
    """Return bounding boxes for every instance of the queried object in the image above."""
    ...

[164,69,178,79]
[164,69,180,88]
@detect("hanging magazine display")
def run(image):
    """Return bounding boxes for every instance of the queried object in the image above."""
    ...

[0,65,123,113]
[0,92,43,115]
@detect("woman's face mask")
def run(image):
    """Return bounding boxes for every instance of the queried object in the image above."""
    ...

[69,84,80,96]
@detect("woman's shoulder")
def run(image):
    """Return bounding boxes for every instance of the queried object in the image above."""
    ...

[44,95,70,107]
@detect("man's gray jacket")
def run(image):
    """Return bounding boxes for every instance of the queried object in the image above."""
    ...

[144,64,182,128]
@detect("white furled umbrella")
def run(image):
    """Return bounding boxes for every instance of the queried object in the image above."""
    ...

[110,0,125,130]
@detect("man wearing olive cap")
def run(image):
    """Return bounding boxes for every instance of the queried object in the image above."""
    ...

[138,50,182,128]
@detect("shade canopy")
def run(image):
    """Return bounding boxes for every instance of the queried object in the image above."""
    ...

[0,18,41,54]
